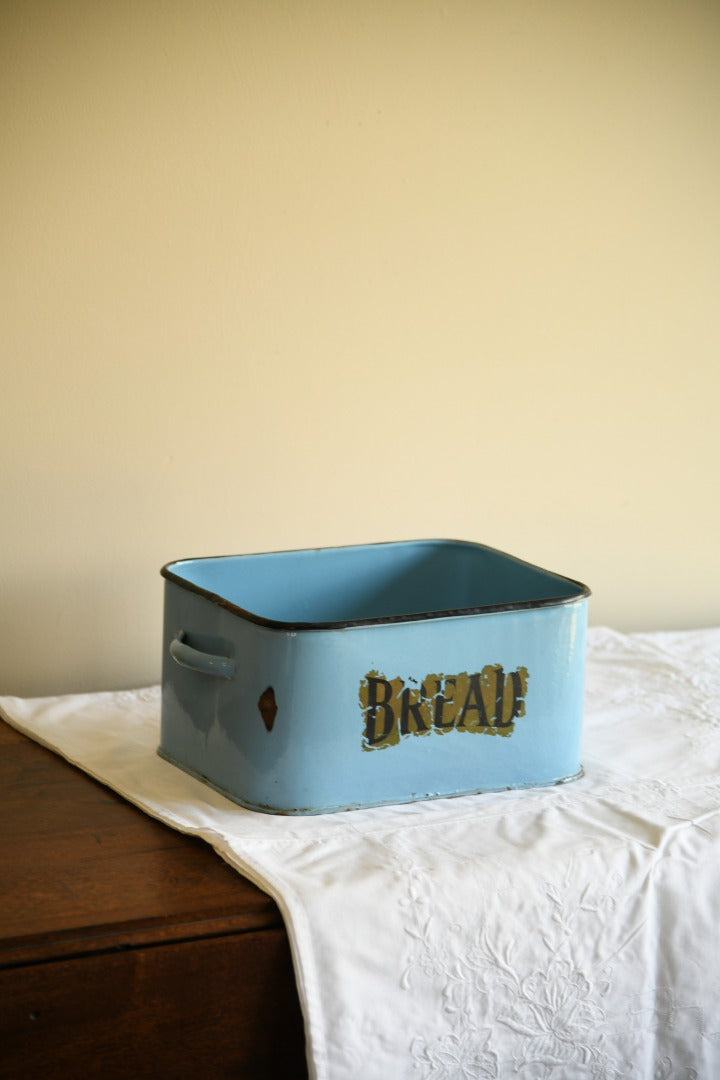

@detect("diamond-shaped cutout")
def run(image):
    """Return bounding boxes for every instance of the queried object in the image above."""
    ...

[258,686,277,732]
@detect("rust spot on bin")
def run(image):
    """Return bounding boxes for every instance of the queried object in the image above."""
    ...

[258,687,277,732]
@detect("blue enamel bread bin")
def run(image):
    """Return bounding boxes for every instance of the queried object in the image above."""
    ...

[158,539,590,814]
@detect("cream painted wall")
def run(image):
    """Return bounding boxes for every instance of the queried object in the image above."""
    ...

[1,1,718,695]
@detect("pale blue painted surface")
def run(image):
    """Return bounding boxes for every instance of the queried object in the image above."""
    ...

[158,540,590,814]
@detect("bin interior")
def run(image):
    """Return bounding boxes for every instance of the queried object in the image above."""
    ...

[164,540,587,627]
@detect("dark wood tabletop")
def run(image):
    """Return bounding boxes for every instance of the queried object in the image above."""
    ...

[0,719,308,1079]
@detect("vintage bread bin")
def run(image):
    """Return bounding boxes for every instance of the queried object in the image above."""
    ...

[158,539,590,814]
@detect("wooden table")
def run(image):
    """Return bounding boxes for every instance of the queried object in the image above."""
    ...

[0,720,308,1079]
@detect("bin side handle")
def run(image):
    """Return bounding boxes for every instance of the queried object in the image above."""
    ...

[169,630,235,680]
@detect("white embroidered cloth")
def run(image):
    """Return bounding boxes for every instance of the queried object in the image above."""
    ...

[2,627,719,1079]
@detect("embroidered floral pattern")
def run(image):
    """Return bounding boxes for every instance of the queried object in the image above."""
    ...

[411,1029,498,1080]
[400,861,624,1078]
[398,843,717,1079]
